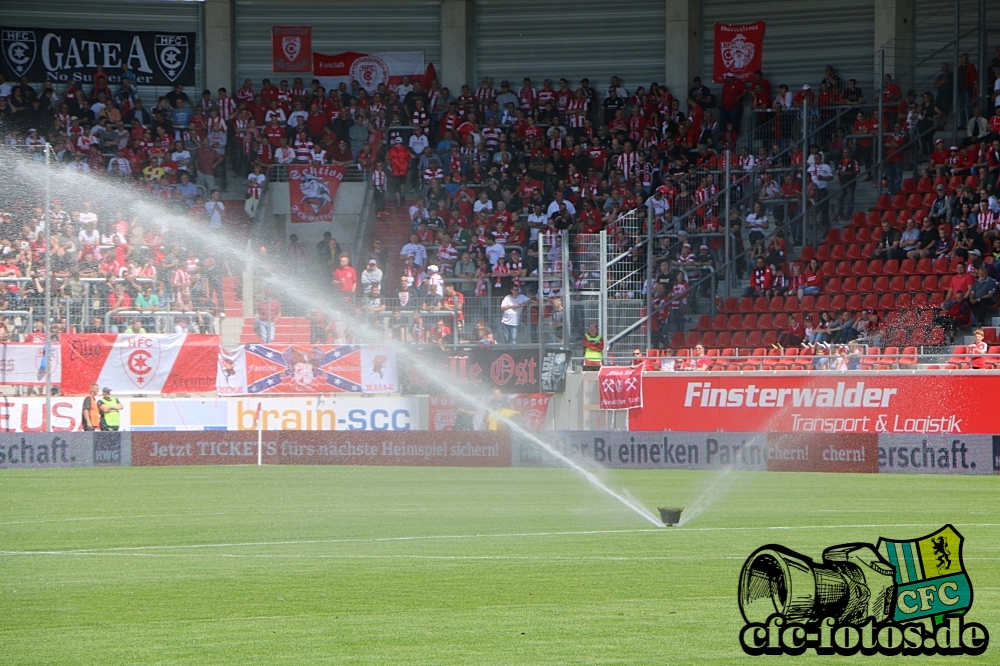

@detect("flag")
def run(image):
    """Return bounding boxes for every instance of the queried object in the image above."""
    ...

[598,364,644,410]
[271,26,312,73]
[288,164,344,222]
[713,22,765,83]
[314,50,426,92]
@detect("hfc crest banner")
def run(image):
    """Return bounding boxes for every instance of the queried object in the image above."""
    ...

[877,525,973,623]
[314,50,427,93]
[713,22,765,83]
[271,26,312,73]
[1,27,195,86]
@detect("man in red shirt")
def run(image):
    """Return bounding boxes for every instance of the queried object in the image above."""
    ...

[332,255,357,298]
[387,137,411,207]
[945,260,975,303]
[884,122,907,194]
[720,73,747,134]
[744,256,774,297]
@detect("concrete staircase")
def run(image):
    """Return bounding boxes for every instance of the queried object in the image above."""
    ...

[217,275,313,346]
[374,199,416,286]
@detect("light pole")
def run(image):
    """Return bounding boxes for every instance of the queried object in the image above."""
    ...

[44,142,52,432]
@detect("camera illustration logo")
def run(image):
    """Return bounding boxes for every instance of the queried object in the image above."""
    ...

[738,525,989,656]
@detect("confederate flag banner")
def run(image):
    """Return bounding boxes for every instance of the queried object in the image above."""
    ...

[272,26,312,72]
[288,164,345,222]
[598,364,644,410]
[713,22,765,83]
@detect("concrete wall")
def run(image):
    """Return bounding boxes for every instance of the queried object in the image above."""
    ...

[665,0,702,99]
[441,0,474,94]
[269,181,369,252]
[203,0,234,94]
[875,0,916,87]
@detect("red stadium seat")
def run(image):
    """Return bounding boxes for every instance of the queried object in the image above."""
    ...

[846,245,862,261]
[927,327,945,345]
[783,347,799,357]
[835,261,853,277]
[762,330,778,346]
[844,276,860,294]
[746,331,763,347]
[753,297,769,313]
[866,258,881,274]
[883,259,899,274]
[799,246,815,261]
[831,245,847,261]
[894,293,911,309]
[694,314,711,330]
[783,296,799,312]
[685,331,701,347]
[738,297,754,313]
[932,258,949,274]
[816,245,831,260]
[671,333,686,348]
[846,294,862,311]
[751,346,767,357]
[716,331,732,347]
[831,294,847,311]
[866,210,881,226]
[773,313,788,329]
[873,275,889,292]
[899,346,919,366]
[902,178,917,193]
[922,275,938,291]
[913,292,929,308]
[862,294,879,310]
[757,313,773,329]
[768,296,785,312]
[743,314,758,329]
[852,212,867,227]
[856,228,872,243]
[891,193,907,210]
[826,229,842,244]
[731,331,747,347]
[916,177,933,193]
[947,345,970,368]
[800,295,815,310]
[727,314,742,329]
[929,292,945,307]
[900,258,916,273]
[822,261,837,275]
[889,275,905,291]
[701,332,717,348]
[712,313,728,329]
[905,193,923,210]
[916,258,932,274]
[815,294,832,310]
[875,194,891,210]
[826,277,843,293]
[946,176,962,194]
[964,175,978,189]
[879,293,896,309]
[723,297,738,312]
[842,228,856,243]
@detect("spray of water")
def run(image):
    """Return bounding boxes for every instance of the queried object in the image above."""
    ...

[10,155,663,528]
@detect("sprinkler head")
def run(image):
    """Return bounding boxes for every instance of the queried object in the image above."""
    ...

[657,507,683,526]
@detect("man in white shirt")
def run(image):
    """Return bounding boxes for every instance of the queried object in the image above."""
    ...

[171,141,191,172]
[484,234,505,269]
[400,233,428,267]
[807,145,834,231]
[408,126,429,159]
[526,203,549,241]
[499,283,533,344]
[646,186,671,223]
[547,190,576,217]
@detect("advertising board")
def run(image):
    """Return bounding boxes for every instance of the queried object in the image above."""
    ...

[0,432,129,468]
[131,431,510,466]
[630,374,997,434]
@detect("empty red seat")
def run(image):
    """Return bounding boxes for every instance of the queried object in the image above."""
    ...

[879,293,896,309]
[913,292,929,308]
[743,314,758,329]
[738,297,754,313]
[856,228,872,244]
[842,228,856,243]
[846,294,862,310]
[929,292,945,307]
[670,332,686,348]
[846,245,862,261]
[816,245,831,260]
[922,275,938,291]
[747,331,763,347]
[836,261,853,277]
[768,297,784,312]
[883,259,899,274]
[773,313,789,328]
[844,276,860,293]
[831,245,847,261]
[873,275,889,291]
[916,258,932,274]
[927,327,945,345]
[891,193,907,210]
[727,314,742,329]
[831,294,847,310]
[716,331,732,347]
[799,246,815,261]
[712,313,728,329]
[826,228,842,244]
[899,346,919,365]
[946,176,962,194]
[900,258,916,273]
[731,331,747,347]
[694,314,711,330]
[783,296,799,312]
[905,193,923,209]
[862,293,879,310]
[947,345,970,368]
[866,210,881,226]
[964,175,978,189]
[826,277,843,293]
[852,211,867,227]
[762,330,778,346]
[894,293,911,308]
[723,297,738,312]
[866,258,881,274]
[701,332,717,348]
[906,274,923,290]
[932,257,949,274]
[757,313,773,329]
[800,295,816,310]
[815,294,832,310]
[685,331,701,347]
[875,193,892,210]
[889,275,905,291]
[916,177,933,193]
[753,297,769,312]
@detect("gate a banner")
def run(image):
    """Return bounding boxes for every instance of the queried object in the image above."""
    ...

[0,344,61,386]
[713,22,765,82]
[314,50,427,93]
[289,164,344,222]
[61,334,219,395]
[217,343,399,395]
[0,27,195,86]
[271,26,311,73]
[598,364,643,410]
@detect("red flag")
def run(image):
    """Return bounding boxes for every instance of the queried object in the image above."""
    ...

[272,26,312,72]
[713,22,765,83]
[288,164,345,222]
[598,365,644,410]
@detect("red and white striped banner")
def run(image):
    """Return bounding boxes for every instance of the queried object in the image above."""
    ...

[314,50,428,93]
[61,334,219,395]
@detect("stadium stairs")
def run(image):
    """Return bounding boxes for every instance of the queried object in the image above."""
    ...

[218,276,312,345]
[374,198,417,287]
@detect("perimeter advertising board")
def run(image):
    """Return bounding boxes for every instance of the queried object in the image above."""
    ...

[131,431,510,466]
[0,432,129,468]
[630,374,996,434]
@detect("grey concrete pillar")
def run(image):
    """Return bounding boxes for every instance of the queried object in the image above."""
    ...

[874,0,915,89]
[441,0,474,93]
[204,0,234,93]
[665,0,702,100]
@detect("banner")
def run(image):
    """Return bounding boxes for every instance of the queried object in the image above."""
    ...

[713,22,765,83]
[629,374,999,434]
[289,164,345,222]
[598,365,643,410]
[0,343,61,386]
[0,432,129,468]
[61,334,219,395]
[403,348,568,395]
[428,393,551,431]
[0,27,195,86]
[131,431,510,466]
[314,50,426,92]
[878,435,994,475]
[271,25,311,73]
[218,343,399,395]
[227,396,422,430]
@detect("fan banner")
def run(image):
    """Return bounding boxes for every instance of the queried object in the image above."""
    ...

[288,164,344,222]
[598,365,644,410]
[60,334,220,395]
[428,393,551,431]
[0,343,61,386]
[314,50,426,93]
[271,26,312,72]
[713,22,765,83]
[0,27,195,86]
[401,348,566,395]
[216,343,399,395]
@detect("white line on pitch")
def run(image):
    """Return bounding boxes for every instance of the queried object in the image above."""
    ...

[0,522,997,557]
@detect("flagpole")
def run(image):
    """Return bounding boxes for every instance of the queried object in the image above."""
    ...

[256,401,262,465]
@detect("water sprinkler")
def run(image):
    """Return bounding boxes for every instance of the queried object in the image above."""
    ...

[657,507,683,526]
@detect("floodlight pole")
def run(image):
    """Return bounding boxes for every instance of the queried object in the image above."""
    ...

[44,142,52,433]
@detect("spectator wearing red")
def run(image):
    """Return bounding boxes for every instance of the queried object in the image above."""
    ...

[387,137,411,207]
[970,329,990,369]
[332,255,357,297]
[745,256,773,298]
[945,260,974,303]
[777,314,805,348]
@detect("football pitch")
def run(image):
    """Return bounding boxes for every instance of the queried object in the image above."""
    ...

[0,466,996,665]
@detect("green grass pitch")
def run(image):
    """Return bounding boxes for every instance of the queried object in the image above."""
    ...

[0,466,996,664]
